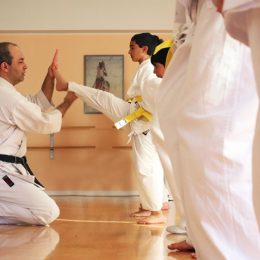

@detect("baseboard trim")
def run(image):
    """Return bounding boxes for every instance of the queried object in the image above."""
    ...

[47,190,139,197]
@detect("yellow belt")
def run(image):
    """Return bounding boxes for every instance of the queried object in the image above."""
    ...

[127,95,143,103]
[114,96,152,129]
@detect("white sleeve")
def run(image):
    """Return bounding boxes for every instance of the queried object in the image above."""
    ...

[141,77,161,113]
[25,90,53,110]
[12,97,62,134]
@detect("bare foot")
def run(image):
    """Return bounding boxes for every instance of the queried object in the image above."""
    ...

[130,208,151,217]
[51,49,58,70]
[137,211,166,224]
[168,240,195,252]
[161,202,169,210]
[48,49,59,78]
[53,69,69,91]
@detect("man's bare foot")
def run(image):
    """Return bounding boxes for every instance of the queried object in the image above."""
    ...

[53,69,69,91]
[137,211,166,224]
[168,240,195,252]
[130,208,151,217]
[161,202,169,210]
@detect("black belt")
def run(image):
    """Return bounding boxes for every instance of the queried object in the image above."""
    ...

[0,154,44,188]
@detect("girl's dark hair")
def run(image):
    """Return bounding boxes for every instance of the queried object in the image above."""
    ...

[151,47,170,67]
[0,42,17,65]
[131,33,163,56]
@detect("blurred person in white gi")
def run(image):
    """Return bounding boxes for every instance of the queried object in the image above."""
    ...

[156,0,260,259]
[0,42,77,226]
[213,0,260,234]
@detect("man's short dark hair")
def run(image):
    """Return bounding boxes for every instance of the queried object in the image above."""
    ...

[0,42,17,65]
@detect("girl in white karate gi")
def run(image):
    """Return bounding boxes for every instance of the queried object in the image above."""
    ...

[157,0,260,259]
[54,33,167,224]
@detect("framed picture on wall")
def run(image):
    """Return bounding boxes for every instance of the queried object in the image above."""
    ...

[83,55,124,114]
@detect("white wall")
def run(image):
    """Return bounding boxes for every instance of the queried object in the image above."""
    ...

[0,0,175,32]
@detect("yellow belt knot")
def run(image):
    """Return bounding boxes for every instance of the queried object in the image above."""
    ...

[115,96,152,129]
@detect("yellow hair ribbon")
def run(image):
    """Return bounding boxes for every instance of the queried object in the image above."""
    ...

[153,39,174,68]
[153,39,174,55]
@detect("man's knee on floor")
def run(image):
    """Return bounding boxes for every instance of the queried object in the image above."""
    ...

[32,199,60,225]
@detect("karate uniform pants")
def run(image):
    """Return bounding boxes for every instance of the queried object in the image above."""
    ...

[157,0,260,258]
[0,172,59,225]
[224,3,260,235]
[152,113,186,226]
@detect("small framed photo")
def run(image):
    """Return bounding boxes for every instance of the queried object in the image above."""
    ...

[83,55,124,114]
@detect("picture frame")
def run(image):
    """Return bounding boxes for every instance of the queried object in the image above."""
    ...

[83,55,124,114]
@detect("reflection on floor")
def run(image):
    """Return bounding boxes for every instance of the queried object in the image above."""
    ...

[0,196,193,260]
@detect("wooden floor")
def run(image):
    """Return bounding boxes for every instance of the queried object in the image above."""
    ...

[0,196,193,260]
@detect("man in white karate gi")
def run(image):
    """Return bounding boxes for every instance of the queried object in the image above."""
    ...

[0,42,77,225]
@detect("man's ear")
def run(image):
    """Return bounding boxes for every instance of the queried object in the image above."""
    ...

[0,62,9,72]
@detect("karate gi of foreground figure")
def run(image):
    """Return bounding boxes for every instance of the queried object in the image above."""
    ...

[54,33,167,224]
[156,0,260,259]
[213,0,260,235]
[0,42,77,225]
